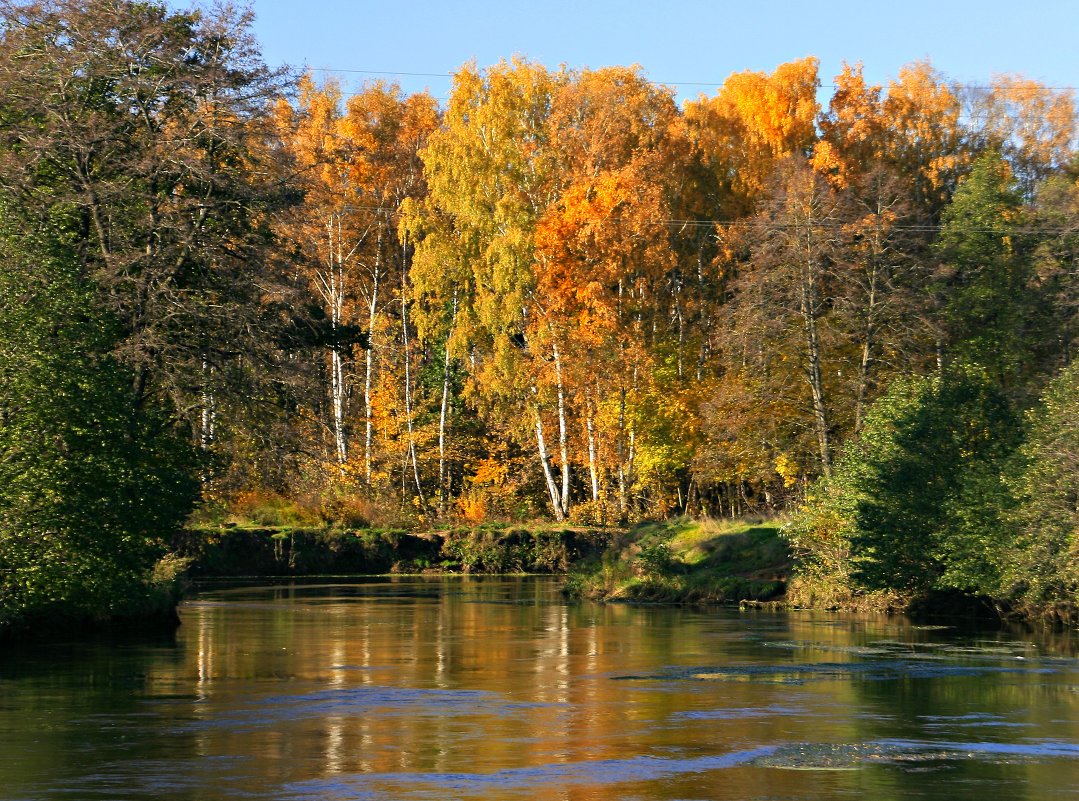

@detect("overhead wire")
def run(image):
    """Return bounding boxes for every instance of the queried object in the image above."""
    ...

[300,66,1079,93]
[330,204,1078,236]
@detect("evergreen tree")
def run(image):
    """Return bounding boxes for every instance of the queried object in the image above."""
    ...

[936,153,1043,390]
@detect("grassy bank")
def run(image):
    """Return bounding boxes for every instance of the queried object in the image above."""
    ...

[564,517,791,604]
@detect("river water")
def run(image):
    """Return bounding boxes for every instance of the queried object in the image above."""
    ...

[2,576,1078,800]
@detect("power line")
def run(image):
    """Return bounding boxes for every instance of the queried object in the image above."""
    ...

[302,66,1079,93]
[310,67,451,79]
[331,204,1078,235]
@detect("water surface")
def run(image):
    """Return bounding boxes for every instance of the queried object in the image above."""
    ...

[2,576,1078,800]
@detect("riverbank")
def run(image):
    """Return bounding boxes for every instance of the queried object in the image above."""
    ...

[172,523,613,577]
[563,517,791,605]
[172,518,793,607]
[0,554,187,642]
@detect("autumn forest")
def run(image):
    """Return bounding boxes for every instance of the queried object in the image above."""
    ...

[1,0,1078,632]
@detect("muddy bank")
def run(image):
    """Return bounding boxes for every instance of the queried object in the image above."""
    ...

[173,525,612,577]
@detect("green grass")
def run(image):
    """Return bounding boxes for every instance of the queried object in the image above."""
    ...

[565,517,791,605]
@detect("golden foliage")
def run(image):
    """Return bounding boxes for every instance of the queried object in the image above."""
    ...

[685,57,820,215]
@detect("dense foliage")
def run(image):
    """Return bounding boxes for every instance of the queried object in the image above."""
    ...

[0,205,197,631]
[0,0,285,632]
[786,370,1017,605]
[1003,363,1079,617]
[1,0,1077,628]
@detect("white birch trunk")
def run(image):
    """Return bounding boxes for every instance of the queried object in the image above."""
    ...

[552,341,570,518]
[200,357,215,452]
[317,214,347,468]
[584,406,600,503]
[364,224,381,484]
[437,290,458,517]
[854,264,879,434]
[401,237,426,509]
[617,384,628,517]
[534,406,565,522]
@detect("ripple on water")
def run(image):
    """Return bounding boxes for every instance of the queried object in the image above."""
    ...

[612,660,1056,685]
[918,713,1033,730]
[749,739,1079,770]
[279,747,779,801]
[669,704,808,721]
[182,686,563,732]
[278,738,1079,799]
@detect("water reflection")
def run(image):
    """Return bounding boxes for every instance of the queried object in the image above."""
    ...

[0,576,1077,800]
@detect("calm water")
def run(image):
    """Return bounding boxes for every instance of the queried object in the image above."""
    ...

[2,577,1079,801]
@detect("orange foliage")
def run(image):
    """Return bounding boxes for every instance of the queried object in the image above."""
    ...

[813,62,884,188]
[685,57,820,216]
[880,61,965,212]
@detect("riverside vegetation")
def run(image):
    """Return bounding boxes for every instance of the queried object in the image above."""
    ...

[564,517,790,605]
[1,0,1078,636]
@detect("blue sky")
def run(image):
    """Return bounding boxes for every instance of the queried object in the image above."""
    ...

[246,0,1078,103]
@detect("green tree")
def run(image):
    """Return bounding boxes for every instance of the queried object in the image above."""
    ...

[0,0,291,433]
[0,206,197,633]
[1003,362,1079,617]
[935,153,1042,390]
[789,368,1019,601]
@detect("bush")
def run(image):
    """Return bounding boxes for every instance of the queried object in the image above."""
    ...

[569,499,613,526]
[0,213,198,633]
[786,367,1020,606]
[1002,363,1079,618]
[635,542,676,577]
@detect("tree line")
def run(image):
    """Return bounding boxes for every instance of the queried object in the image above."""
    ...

[0,0,1076,628]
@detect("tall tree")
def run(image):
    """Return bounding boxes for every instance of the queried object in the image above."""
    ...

[410,59,569,517]
[833,165,927,432]
[274,77,362,469]
[343,84,438,490]
[536,66,690,517]
[0,0,292,439]
[275,79,438,489]
[724,159,847,479]
[0,200,197,631]
[935,153,1040,390]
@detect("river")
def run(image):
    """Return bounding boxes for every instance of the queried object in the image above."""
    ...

[2,576,1078,800]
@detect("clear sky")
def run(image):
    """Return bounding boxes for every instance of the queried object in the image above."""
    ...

[245,0,1078,103]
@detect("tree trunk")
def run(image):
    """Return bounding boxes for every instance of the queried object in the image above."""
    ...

[800,250,831,479]
[584,403,600,503]
[854,264,879,434]
[617,384,628,517]
[674,276,685,379]
[552,340,570,519]
[437,290,458,517]
[199,356,215,451]
[534,404,565,522]
[401,235,426,509]
[326,215,349,467]
[364,223,381,485]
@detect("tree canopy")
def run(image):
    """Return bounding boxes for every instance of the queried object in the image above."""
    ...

[2,0,1078,627]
